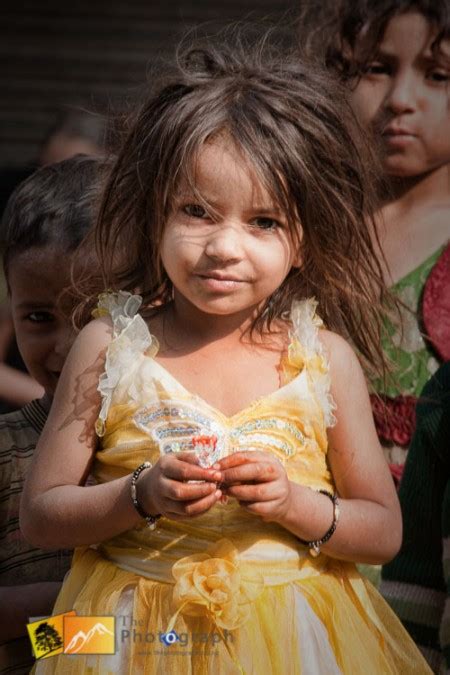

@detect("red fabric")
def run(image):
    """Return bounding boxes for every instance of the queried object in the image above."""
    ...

[370,393,417,447]
[423,242,450,361]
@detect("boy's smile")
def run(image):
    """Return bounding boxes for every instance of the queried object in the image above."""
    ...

[349,11,450,177]
[160,136,300,321]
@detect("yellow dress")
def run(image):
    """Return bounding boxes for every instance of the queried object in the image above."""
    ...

[36,292,431,674]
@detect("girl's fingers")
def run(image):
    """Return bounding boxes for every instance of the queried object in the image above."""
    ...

[165,488,222,518]
[217,452,261,469]
[225,483,276,502]
[172,451,202,464]
[221,461,280,485]
[161,455,222,483]
[183,489,222,516]
[218,451,282,471]
[162,476,218,501]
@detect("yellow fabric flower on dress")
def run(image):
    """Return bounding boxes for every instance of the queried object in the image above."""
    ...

[171,539,264,630]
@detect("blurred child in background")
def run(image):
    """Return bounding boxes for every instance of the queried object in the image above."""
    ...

[0,155,106,674]
[0,109,107,414]
[298,0,450,476]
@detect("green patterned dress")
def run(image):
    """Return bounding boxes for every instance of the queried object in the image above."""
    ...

[372,247,443,400]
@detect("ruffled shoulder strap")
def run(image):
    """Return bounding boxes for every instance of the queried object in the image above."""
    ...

[93,291,156,436]
[285,298,336,428]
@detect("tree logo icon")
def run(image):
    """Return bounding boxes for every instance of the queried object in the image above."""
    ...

[27,611,76,659]
[34,622,63,653]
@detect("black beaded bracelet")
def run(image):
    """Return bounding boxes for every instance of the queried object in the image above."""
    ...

[130,461,161,530]
[299,489,340,557]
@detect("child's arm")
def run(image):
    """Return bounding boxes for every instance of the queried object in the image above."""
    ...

[0,583,61,642]
[20,318,222,549]
[219,331,402,565]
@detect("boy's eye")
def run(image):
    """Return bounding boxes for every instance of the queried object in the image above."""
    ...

[26,311,54,323]
[252,216,281,231]
[183,204,208,219]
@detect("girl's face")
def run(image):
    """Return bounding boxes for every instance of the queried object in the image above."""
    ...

[160,136,300,320]
[349,11,450,177]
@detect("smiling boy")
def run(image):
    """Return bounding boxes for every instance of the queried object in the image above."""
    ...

[0,155,105,673]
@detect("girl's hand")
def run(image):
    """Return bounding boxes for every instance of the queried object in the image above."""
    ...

[218,451,292,522]
[136,452,223,521]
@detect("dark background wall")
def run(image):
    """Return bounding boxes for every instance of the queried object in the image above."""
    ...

[1,0,297,167]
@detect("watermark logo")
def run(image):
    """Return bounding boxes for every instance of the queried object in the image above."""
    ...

[27,611,76,660]
[159,630,180,646]
[27,613,115,659]
[63,616,115,655]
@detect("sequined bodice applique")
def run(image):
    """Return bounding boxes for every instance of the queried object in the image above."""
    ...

[91,292,337,581]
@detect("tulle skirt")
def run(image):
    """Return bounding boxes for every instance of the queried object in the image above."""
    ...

[33,544,431,674]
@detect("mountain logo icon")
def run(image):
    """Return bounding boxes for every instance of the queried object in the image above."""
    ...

[63,616,115,655]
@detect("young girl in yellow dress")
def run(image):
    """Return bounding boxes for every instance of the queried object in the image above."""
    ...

[21,38,431,674]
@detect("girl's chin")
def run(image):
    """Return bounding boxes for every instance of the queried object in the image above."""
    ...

[382,156,430,179]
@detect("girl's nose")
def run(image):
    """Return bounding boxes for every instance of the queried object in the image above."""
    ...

[204,224,243,263]
[385,73,417,115]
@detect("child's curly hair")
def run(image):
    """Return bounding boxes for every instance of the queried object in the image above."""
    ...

[297,0,450,79]
[77,31,389,377]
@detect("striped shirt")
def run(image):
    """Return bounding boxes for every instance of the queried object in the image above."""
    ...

[0,400,72,674]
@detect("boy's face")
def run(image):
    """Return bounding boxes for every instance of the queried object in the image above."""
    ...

[349,11,450,177]
[8,246,77,398]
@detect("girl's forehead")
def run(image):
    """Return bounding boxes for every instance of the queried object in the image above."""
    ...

[377,11,449,58]
[177,137,277,207]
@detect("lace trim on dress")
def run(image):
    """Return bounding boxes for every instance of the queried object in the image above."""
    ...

[93,291,154,436]
[288,299,337,428]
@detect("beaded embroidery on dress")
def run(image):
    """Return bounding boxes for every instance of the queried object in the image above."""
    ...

[34,292,431,675]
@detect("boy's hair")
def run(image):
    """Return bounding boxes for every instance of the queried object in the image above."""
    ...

[1,154,106,279]
[297,0,450,79]
[87,34,388,374]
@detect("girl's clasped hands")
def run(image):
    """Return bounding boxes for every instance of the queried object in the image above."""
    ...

[137,450,291,523]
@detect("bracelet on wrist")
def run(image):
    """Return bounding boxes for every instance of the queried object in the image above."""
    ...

[298,489,339,557]
[130,461,161,530]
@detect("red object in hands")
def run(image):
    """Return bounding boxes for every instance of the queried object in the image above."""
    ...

[370,394,417,447]
[191,435,218,468]
[423,242,450,361]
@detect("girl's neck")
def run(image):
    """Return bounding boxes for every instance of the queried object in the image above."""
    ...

[380,164,450,216]
[161,296,262,352]
[375,163,450,284]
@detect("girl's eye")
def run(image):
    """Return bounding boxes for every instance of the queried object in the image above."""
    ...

[26,311,54,323]
[183,204,208,219]
[252,216,281,231]
[427,69,450,83]
[363,62,390,76]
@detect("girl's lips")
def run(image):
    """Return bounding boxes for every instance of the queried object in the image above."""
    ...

[196,275,245,291]
[382,131,417,147]
[382,126,417,138]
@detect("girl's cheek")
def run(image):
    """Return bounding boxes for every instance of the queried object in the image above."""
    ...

[349,84,382,126]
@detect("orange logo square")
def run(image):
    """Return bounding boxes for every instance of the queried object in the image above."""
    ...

[63,616,115,655]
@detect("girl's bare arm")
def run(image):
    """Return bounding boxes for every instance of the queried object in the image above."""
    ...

[20,318,221,548]
[219,331,401,565]
[280,331,402,564]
